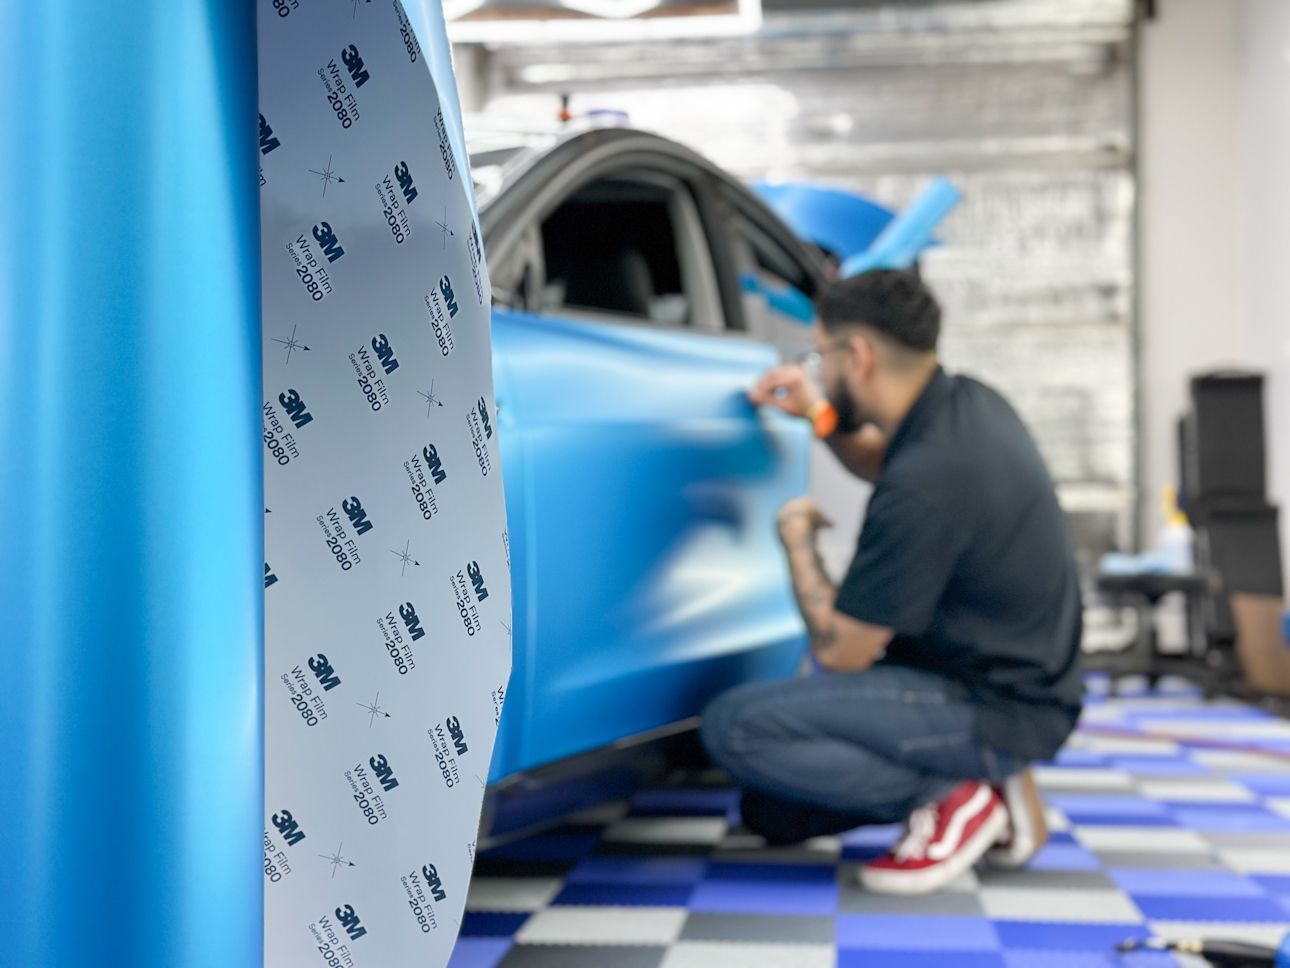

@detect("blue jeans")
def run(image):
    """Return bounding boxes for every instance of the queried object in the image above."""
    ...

[701,664,1023,845]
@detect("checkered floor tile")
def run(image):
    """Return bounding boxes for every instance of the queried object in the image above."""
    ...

[451,677,1290,967]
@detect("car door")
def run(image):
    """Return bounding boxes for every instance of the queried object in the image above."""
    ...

[483,134,814,780]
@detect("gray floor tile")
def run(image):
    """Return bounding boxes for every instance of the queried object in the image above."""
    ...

[680,913,836,945]
[711,840,841,866]
[838,885,984,915]
[1093,850,1226,870]
[605,817,730,845]
[501,945,666,968]
[974,869,1118,891]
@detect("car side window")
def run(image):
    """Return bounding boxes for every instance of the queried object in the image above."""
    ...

[533,174,723,331]
[727,211,819,350]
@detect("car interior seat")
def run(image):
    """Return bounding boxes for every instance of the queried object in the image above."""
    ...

[562,247,656,318]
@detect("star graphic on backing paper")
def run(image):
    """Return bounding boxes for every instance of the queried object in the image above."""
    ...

[357,692,392,728]
[419,380,445,417]
[319,843,356,878]
[271,323,311,364]
[390,539,421,576]
[436,207,455,249]
[352,0,370,16]
[308,154,344,197]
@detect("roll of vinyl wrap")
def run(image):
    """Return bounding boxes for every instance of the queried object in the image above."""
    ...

[0,3,264,967]
[258,3,510,967]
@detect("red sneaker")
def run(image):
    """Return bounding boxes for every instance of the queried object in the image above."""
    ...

[859,781,1008,894]
[986,768,1049,869]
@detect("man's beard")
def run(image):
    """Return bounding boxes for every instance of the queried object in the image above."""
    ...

[827,372,864,435]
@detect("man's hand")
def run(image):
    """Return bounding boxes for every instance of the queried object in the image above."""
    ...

[749,365,822,420]
[777,496,833,545]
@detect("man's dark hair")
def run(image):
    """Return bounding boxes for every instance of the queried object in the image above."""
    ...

[817,268,941,352]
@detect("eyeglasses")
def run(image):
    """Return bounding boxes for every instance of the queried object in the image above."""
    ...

[790,339,849,383]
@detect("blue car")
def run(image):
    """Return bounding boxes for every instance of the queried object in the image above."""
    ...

[472,125,859,827]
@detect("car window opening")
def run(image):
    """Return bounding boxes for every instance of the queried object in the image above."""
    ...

[540,178,692,327]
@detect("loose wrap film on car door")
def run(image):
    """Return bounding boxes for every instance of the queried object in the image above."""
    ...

[258,3,510,966]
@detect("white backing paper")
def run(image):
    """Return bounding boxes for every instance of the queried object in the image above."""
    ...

[258,2,510,964]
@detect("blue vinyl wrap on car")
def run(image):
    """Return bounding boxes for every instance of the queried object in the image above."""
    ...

[487,308,811,781]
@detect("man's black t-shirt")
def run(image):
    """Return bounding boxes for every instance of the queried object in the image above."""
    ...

[834,367,1083,762]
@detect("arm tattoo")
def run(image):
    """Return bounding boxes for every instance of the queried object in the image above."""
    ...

[784,536,837,651]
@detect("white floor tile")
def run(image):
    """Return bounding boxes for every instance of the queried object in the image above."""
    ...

[1191,750,1290,773]
[979,887,1143,923]
[516,906,688,945]
[1067,734,1182,756]
[1218,847,1290,874]
[1073,826,1212,852]
[1034,767,1137,791]
[661,942,836,968]
[1137,778,1257,803]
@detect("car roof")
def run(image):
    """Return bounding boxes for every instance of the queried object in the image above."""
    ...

[466,118,703,209]
[465,118,565,207]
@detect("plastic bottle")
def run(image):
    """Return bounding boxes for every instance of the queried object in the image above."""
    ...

[1158,485,1194,574]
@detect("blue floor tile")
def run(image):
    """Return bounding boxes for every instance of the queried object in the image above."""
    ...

[1061,813,1180,827]
[553,883,695,907]
[994,920,1151,951]
[837,915,1000,951]
[1048,795,1170,818]
[1127,708,1273,722]
[1109,868,1267,897]
[705,861,837,883]
[1050,749,1111,767]
[690,879,839,916]
[1169,804,1290,832]
[460,913,531,938]
[839,824,904,847]
[1109,756,1209,776]
[564,856,709,886]
[1129,894,1290,922]
[1230,773,1290,794]
[1002,950,1175,968]
[1028,844,1106,872]
[1252,874,1290,894]
[484,828,604,862]
[631,787,740,816]
[841,951,1006,967]
[447,938,514,968]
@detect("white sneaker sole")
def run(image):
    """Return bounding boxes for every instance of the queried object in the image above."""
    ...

[859,805,1008,895]
[986,770,1049,870]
